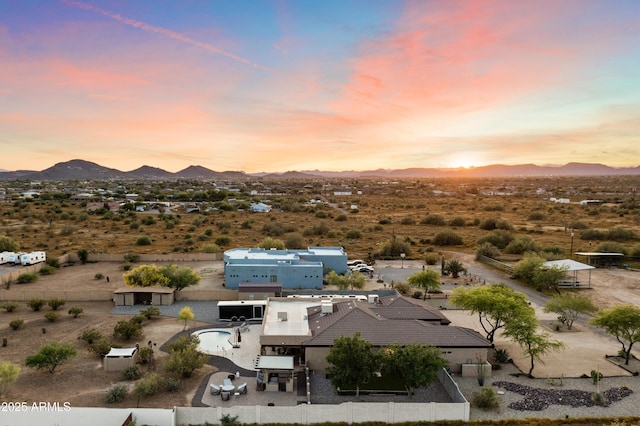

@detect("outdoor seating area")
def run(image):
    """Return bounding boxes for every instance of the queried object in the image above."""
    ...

[210,376,248,400]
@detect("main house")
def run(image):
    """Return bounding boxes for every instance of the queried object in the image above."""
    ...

[223,247,348,290]
[258,295,491,374]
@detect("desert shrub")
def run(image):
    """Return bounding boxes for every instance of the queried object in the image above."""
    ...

[284,232,305,249]
[479,217,513,231]
[400,217,416,225]
[68,306,84,318]
[261,223,285,236]
[1,302,18,312]
[201,243,221,253]
[527,211,546,221]
[580,229,607,240]
[136,236,152,246]
[17,273,39,284]
[393,282,411,295]
[494,348,511,363]
[121,365,142,381]
[39,264,56,275]
[473,387,500,410]
[607,227,636,242]
[504,236,541,255]
[113,319,143,340]
[45,258,60,268]
[60,225,76,235]
[477,230,514,249]
[44,312,59,322]
[47,298,66,311]
[378,218,392,225]
[214,236,231,246]
[432,230,464,246]
[26,298,46,311]
[421,214,446,226]
[378,237,411,258]
[88,338,113,358]
[449,216,466,227]
[123,253,139,263]
[482,204,505,212]
[335,214,347,222]
[303,222,330,236]
[345,230,362,239]
[315,211,327,218]
[630,245,640,258]
[105,384,128,404]
[9,319,24,330]
[424,252,440,265]
[595,241,627,255]
[94,272,105,280]
[140,306,161,320]
[569,220,589,229]
[412,290,424,299]
[79,328,103,344]
[166,377,181,392]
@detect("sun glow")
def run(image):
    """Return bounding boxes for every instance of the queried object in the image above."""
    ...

[446,155,479,169]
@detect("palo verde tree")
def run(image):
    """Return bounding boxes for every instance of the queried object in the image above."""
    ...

[164,336,209,378]
[257,237,285,250]
[25,342,77,374]
[503,308,565,378]
[533,264,569,294]
[0,361,21,397]
[379,343,447,397]
[324,270,366,291]
[544,294,598,330]
[450,283,530,343]
[589,304,640,365]
[123,264,201,292]
[326,332,377,397]
[178,306,195,330]
[407,269,441,300]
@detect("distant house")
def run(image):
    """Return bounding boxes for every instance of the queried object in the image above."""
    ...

[333,191,352,196]
[86,202,122,212]
[250,202,272,213]
[223,247,348,289]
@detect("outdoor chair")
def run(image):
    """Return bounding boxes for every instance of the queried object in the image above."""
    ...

[221,391,231,401]
[209,384,221,395]
[237,382,247,395]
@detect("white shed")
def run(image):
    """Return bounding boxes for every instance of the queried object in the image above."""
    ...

[103,347,139,372]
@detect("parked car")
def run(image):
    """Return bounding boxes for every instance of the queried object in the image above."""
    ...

[347,259,365,267]
[350,264,374,274]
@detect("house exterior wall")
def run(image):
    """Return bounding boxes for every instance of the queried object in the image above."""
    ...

[225,262,324,289]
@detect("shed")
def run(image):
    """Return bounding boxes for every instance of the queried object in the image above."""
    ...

[103,347,139,372]
[543,259,595,288]
[575,252,625,268]
[238,282,282,300]
[113,286,175,306]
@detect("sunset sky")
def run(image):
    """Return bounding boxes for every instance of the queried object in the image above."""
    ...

[1,0,639,173]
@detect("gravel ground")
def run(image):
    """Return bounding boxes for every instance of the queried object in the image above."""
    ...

[111,300,220,323]
[456,363,640,421]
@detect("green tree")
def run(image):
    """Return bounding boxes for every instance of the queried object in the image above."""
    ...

[178,306,195,330]
[346,271,366,290]
[589,304,640,365]
[326,332,377,397]
[533,264,569,294]
[25,342,77,374]
[158,264,201,292]
[445,259,466,279]
[47,298,66,311]
[380,344,447,396]
[0,236,18,252]
[512,253,546,286]
[113,319,143,340]
[503,310,565,377]
[140,306,161,319]
[77,249,89,264]
[0,361,21,396]
[407,270,441,300]
[450,284,530,343]
[544,294,597,330]
[257,237,286,250]
[68,306,84,318]
[26,298,46,311]
[164,336,209,378]
[123,264,169,287]
[378,235,411,258]
[132,373,164,407]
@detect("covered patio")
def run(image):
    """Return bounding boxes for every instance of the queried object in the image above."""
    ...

[543,259,595,288]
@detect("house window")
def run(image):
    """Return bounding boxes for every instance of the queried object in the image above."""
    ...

[270,275,277,282]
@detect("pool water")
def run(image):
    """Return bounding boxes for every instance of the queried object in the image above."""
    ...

[192,329,233,354]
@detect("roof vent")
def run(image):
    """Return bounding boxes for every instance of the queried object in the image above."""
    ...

[277,311,288,321]
[321,302,333,314]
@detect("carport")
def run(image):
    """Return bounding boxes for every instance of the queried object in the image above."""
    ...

[113,286,175,306]
[543,259,595,288]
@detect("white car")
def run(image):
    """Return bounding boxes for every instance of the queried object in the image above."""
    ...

[347,259,365,267]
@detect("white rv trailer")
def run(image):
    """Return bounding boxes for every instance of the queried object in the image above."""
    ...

[20,251,46,266]
[7,252,24,265]
[0,251,11,265]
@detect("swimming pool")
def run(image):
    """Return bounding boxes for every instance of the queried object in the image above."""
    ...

[192,329,234,354]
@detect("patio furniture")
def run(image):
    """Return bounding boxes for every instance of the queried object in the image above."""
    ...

[237,382,247,395]
[221,378,235,394]
[220,391,231,401]
[209,384,221,395]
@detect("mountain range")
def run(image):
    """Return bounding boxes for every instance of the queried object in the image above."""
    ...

[0,159,639,181]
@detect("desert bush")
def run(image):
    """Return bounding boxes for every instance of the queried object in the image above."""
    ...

[449,216,466,227]
[113,319,143,340]
[335,214,347,222]
[477,230,514,249]
[123,253,139,263]
[482,204,505,212]
[1,302,18,313]
[378,218,392,225]
[17,273,39,284]
[315,211,327,218]
[258,237,285,250]
[261,222,285,236]
[79,328,103,344]
[412,290,424,299]
[166,377,181,392]
[303,222,330,236]
[345,230,362,239]
[140,306,161,320]
[88,338,113,358]
[378,237,411,258]
[494,348,511,363]
[77,249,89,264]
[105,384,128,404]
[201,243,221,253]
[421,214,446,226]
[214,236,231,246]
[504,236,541,255]
[630,245,640,258]
[595,241,627,255]
[424,252,440,265]
[527,211,546,221]
[607,227,636,242]
[400,217,416,225]
[39,264,56,275]
[393,282,411,295]
[26,298,46,311]
[68,306,84,318]
[45,258,60,268]
[284,232,305,249]
[95,273,104,280]
[47,298,66,311]
[121,365,142,381]
[136,236,152,246]
[9,319,24,330]
[475,242,501,260]
[569,220,589,229]
[432,230,464,246]
[473,387,500,410]
[44,312,59,322]
[479,217,513,231]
